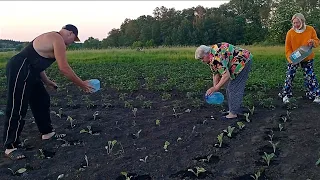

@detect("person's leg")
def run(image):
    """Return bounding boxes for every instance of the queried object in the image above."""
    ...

[301,59,320,100]
[279,63,299,100]
[3,57,31,160]
[225,60,252,119]
[29,80,66,140]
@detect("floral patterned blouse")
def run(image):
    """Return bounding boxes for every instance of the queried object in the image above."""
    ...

[208,42,253,79]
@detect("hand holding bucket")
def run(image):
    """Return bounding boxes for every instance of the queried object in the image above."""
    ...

[88,79,100,92]
[205,92,224,104]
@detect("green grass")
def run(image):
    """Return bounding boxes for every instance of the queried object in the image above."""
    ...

[0,45,319,96]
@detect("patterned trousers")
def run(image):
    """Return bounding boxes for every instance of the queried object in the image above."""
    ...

[279,59,320,99]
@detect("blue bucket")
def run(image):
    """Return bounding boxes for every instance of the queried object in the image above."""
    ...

[89,79,100,92]
[205,92,224,104]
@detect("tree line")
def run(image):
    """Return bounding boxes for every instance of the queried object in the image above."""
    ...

[1,0,320,51]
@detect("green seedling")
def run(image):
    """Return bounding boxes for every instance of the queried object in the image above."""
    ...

[199,154,213,162]
[121,172,133,180]
[38,149,46,159]
[142,100,152,109]
[250,168,264,180]
[281,116,287,123]
[93,111,99,120]
[237,122,245,129]
[8,167,27,176]
[287,110,291,118]
[161,92,171,101]
[164,141,170,151]
[191,125,196,134]
[80,126,100,135]
[139,156,148,163]
[316,158,320,166]
[315,153,320,166]
[223,126,235,137]
[119,93,128,100]
[187,167,206,177]
[57,174,65,180]
[132,108,138,117]
[262,152,275,166]
[244,113,250,122]
[269,141,279,153]
[67,116,75,128]
[58,108,63,118]
[279,124,283,131]
[215,133,224,147]
[105,140,117,155]
[133,129,142,138]
[124,100,133,109]
[155,119,160,126]
[248,106,255,115]
[83,154,89,168]
[268,130,274,141]
[135,95,145,100]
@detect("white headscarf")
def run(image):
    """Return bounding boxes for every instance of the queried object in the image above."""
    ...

[195,45,212,59]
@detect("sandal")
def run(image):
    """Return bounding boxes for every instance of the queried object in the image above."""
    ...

[5,149,26,160]
[42,132,66,140]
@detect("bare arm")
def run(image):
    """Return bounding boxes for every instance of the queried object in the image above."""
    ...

[52,35,85,88]
[40,71,50,84]
[213,73,221,87]
[214,70,230,91]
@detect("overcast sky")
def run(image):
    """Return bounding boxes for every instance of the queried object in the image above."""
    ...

[0,1,229,42]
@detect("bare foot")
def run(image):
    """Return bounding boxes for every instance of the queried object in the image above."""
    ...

[5,148,26,160]
[42,132,56,140]
[226,113,237,118]
[42,132,66,140]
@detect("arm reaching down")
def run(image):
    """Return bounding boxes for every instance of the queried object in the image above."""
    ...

[52,34,93,92]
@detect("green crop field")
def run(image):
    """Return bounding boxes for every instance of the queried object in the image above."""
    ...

[0,45,319,106]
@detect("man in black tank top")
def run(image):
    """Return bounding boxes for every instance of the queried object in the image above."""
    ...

[3,24,94,160]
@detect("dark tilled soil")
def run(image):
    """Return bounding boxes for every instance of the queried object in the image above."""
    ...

[0,86,320,180]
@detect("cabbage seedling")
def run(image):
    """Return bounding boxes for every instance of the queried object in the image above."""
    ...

[8,167,27,176]
[199,154,213,162]
[262,152,275,166]
[120,172,133,180]
[139,156,148,163]
[67,116,75,128]
[269,141,279,153]
[93,111,99,120]
[237,122,245,129]
[279,124,283,131]
[223,126,235,137]
[105,140,117,155]
[244,113,250,122]
[80,126,100,135]
[132,108,137,117]
[164,141,170,151]
[248,106,255,115]
[250,169,263,180]
[58,108,63,118]
[133,129,142,139]
[187,167,206,177]
[155,119,160,126]
[215,133,224,147]
[268,130,274,141]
